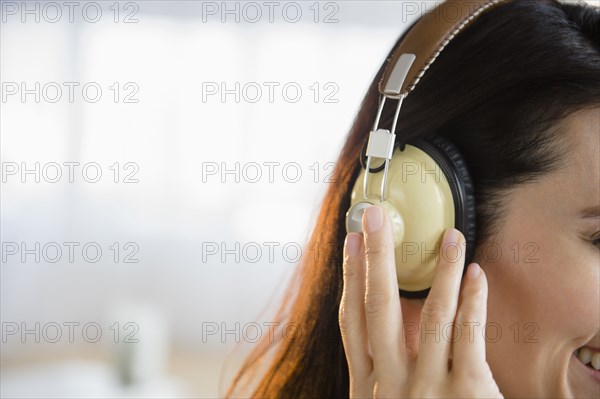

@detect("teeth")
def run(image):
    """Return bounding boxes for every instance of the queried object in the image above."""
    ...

[593,352,600,370]
[577,347,600,370]
[578,348,592,365]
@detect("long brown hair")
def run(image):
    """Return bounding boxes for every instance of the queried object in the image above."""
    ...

[223,1,600,397]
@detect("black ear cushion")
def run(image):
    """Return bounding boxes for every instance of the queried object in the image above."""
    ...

[398,136,477,298]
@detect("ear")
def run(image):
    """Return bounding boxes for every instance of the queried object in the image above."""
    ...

[399,296,425,360]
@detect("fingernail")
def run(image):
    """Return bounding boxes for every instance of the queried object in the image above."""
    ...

[344,233,360,257]
[466,263,481,280]
[364,205,383,233]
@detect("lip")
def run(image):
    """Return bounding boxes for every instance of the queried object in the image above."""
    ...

[573,351,600,383]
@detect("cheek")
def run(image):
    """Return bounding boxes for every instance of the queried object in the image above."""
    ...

[563,245,600,335]
[529,238,600,340]
[481,231,599,347]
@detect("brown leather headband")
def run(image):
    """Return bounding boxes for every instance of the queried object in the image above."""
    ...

[378,0,510,97]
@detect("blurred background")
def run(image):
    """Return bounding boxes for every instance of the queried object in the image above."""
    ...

[1,0,595,398]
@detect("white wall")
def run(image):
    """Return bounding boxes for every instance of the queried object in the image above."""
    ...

[1,1,408,397]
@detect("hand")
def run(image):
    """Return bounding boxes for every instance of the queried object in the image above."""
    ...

[338,205,503,398]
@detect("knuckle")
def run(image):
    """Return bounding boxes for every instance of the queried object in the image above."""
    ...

[342,261,359,280]
[462,280,487,305]
[455,304,483,326]
[365,239,391,261]
[468,284,486,303]
[421,298,451,321]
[446,258,462,275]
[364,291,393,317]
[455,291,487,326]
[452,366,485,385]
[437,254,462,276]
[338,303,358,331]
[339,315,362,346]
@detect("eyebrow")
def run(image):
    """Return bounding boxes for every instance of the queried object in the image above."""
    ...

[579,205,600,218]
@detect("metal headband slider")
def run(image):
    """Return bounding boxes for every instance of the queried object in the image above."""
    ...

[363,128,396,201]
[383,53,416,98]
[366,129,396,160]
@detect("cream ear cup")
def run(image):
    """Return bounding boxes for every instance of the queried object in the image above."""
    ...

[346,143,456,293]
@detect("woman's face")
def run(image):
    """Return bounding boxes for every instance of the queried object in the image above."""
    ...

[476,107,600,398]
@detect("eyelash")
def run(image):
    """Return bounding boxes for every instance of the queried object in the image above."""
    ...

[593,234,600,249]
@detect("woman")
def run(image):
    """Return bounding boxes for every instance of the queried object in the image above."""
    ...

[224,0,600,397]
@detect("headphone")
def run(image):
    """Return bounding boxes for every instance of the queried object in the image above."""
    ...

[345,0,509,298]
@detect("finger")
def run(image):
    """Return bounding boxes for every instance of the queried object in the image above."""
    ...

[339,232,372,376]
[362,205,405,373]
[451,262,489,374]
[415,227,467,378]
